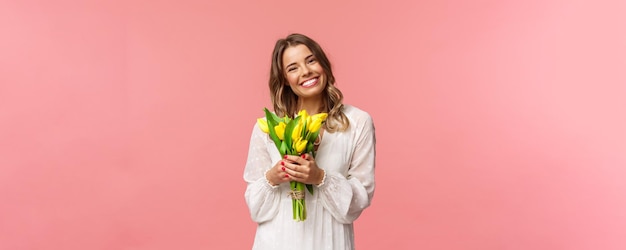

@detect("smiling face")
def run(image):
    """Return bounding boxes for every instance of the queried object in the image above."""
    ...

[282,44,326,100]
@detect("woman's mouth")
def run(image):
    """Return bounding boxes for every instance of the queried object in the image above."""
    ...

[300,77,318,88]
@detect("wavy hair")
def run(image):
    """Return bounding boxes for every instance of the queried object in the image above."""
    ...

[269,33,349,132]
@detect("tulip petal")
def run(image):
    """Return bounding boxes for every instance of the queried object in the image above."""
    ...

[274,122,286,140]
[257,118,269,133]
[284,116,301,152]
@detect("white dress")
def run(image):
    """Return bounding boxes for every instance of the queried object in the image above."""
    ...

[243,105,376,250]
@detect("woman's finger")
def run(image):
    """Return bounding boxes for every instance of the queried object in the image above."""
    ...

[283,168,297,178]
[285,154,308,165]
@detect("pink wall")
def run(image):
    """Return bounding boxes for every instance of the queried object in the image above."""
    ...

[1,0,625,249]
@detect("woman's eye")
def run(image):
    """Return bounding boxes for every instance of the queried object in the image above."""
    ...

[307,58,317,64]
[287,67,296,72]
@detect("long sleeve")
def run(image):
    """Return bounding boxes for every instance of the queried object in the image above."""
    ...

[243,123,281,223]
[318,113,376,224]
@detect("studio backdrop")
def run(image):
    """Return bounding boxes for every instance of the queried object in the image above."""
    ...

[1,0,625,249]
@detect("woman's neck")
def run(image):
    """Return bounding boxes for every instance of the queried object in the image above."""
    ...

[297,97,324,115]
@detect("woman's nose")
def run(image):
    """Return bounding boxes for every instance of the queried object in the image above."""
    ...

[301,65,311,76]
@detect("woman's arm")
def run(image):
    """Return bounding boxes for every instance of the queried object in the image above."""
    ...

[318,114,376,224]
[243,123,282,223]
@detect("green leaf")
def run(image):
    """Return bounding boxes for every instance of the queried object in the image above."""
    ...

[264,108,282,150]
[264,108,282,125]
[279,140,288,156]
[306,184,314,195]
[308,129,320,142]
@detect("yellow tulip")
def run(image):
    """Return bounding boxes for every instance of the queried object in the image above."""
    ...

[292,122,303,141]
[257,118,269,133]
[308,119,322,133]
[311,113,328,122]
[308,113,328,133]
[293,138,308,154]
[274,122,286,140]
[298,109,309,122]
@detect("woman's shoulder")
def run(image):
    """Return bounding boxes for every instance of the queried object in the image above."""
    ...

[342,104,373,124]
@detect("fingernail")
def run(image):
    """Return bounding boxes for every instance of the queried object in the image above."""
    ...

[281,161,285,166]
[284,155,288,159]
[301,154,306,159]
[281,167,285,171]
[285,174,289,178]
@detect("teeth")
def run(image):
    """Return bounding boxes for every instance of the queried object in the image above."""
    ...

[301,78,317,87]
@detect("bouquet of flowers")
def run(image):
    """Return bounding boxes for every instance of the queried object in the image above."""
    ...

[257,108,328,221]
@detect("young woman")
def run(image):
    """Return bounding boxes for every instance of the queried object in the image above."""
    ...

[243,33,376,250]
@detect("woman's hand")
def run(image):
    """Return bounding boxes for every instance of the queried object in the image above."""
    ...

[265,160,291,186]
[282,154,325,185]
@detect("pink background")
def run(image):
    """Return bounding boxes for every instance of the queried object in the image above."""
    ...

[1,0,625,249]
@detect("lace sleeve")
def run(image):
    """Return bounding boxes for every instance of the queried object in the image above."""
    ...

[318,114,376,224]
[243,123,281,223]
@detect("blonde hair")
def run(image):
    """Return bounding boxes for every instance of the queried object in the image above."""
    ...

[268,33,349,132]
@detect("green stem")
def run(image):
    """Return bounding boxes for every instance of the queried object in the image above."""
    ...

[290,181,307,221]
